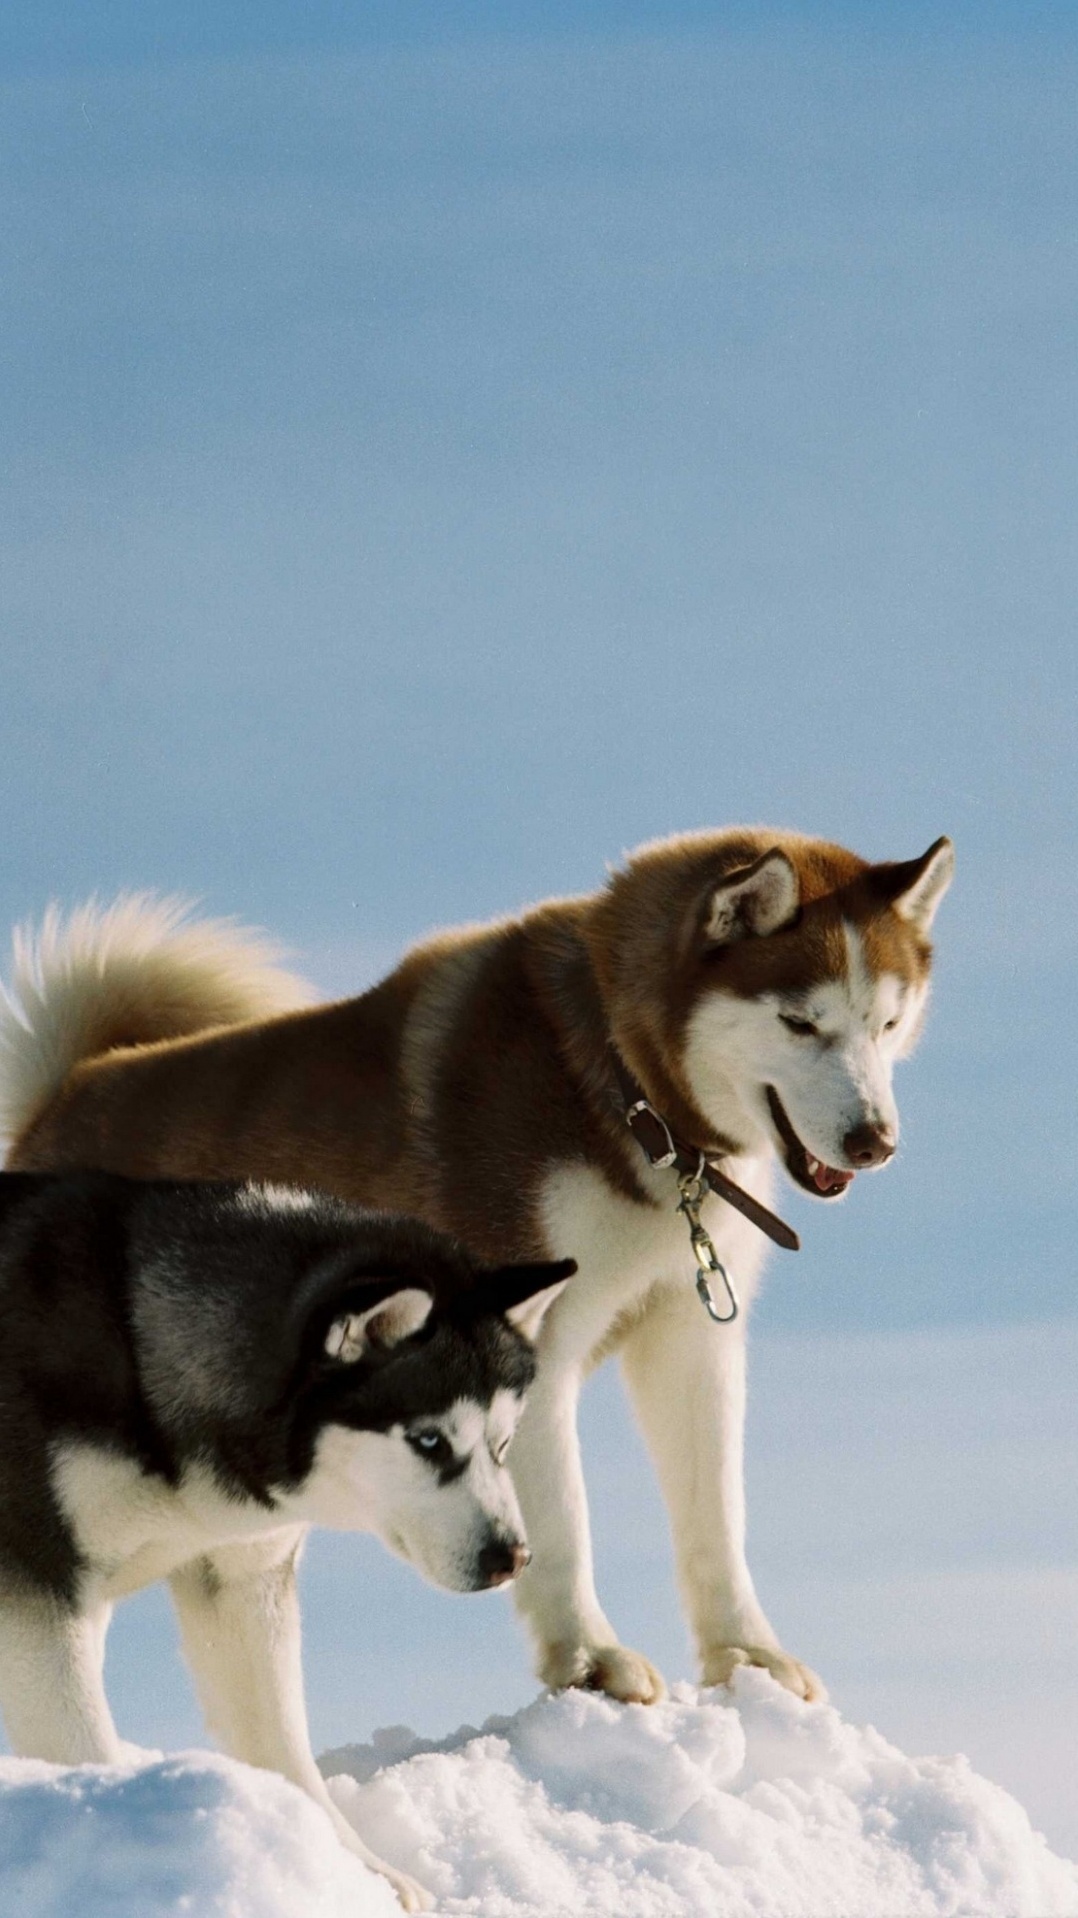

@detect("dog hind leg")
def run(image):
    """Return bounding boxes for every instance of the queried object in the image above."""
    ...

[0,1594,122,1763]
[169,1534,433,1913]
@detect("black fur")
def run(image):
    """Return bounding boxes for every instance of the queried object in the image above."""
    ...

[0,1170,572,1607]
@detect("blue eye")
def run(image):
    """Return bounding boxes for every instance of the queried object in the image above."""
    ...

[409,1430,452,1466]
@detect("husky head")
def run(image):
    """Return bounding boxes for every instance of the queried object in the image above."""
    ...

[602,829,953,1201]
[282,1245,573,1591]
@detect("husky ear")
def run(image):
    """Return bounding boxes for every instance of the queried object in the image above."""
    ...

[483,1258,576,1345]
[323,1287,433,1364]
[874,837,954,935]
[505,1280,571,1345]
[703,850,799,945]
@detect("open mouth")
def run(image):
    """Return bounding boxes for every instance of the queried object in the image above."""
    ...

[765,1088,856,1200]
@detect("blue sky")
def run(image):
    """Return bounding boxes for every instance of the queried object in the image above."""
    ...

[3,1,1076,71]
[1,0,1076,1854]
[3,4,1076,1331]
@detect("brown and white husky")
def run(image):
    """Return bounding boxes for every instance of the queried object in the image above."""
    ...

[0,826,953,1707]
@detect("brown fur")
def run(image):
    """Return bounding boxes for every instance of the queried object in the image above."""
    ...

[6,828,940,1262]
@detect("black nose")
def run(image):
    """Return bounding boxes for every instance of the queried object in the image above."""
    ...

[476,1538,530,1588]
[842,1122,896,1168]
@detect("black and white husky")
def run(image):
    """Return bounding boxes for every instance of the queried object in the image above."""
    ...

[0,1170,571,1912]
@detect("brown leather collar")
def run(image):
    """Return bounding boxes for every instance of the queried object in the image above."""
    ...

[610,1052,800,1253]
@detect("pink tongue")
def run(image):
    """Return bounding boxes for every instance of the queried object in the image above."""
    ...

[813,1162,855,1192]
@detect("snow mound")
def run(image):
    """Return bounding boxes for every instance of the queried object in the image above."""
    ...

[322,1673,1078,1917]
[1,1677,1075,1917]
[0,1747,398,1918]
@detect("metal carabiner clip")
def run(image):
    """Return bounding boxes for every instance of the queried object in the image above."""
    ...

[677,1158,739,1324]
[692,1233,739,1324]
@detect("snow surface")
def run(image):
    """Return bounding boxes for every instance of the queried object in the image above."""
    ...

[3,1674,1074,1918]
[0,1745,398,1918]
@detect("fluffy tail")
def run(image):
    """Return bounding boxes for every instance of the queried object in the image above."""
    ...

[0,894,315,1144]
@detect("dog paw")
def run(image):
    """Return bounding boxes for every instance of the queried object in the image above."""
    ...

[334,1828,433,1912]
[702,1643,827,1703]
[539,1639,667,1704]
[376,1862,434,1913]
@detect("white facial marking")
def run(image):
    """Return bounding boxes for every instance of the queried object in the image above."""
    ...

[485,1388,523,1463]
[683,919,929,1175]
[289,1392,527,1593]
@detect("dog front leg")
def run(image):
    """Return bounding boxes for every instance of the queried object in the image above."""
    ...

[169,1534,432,1914]
[0,1593,122,1763]
[509,1358,665,1704]
[619,1282,825,1702]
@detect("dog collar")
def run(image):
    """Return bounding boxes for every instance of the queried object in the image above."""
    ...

[611,1053,801,1254]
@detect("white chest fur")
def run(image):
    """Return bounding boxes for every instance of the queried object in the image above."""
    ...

[49,1444,300,1602]
[537,1148,774,1369]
